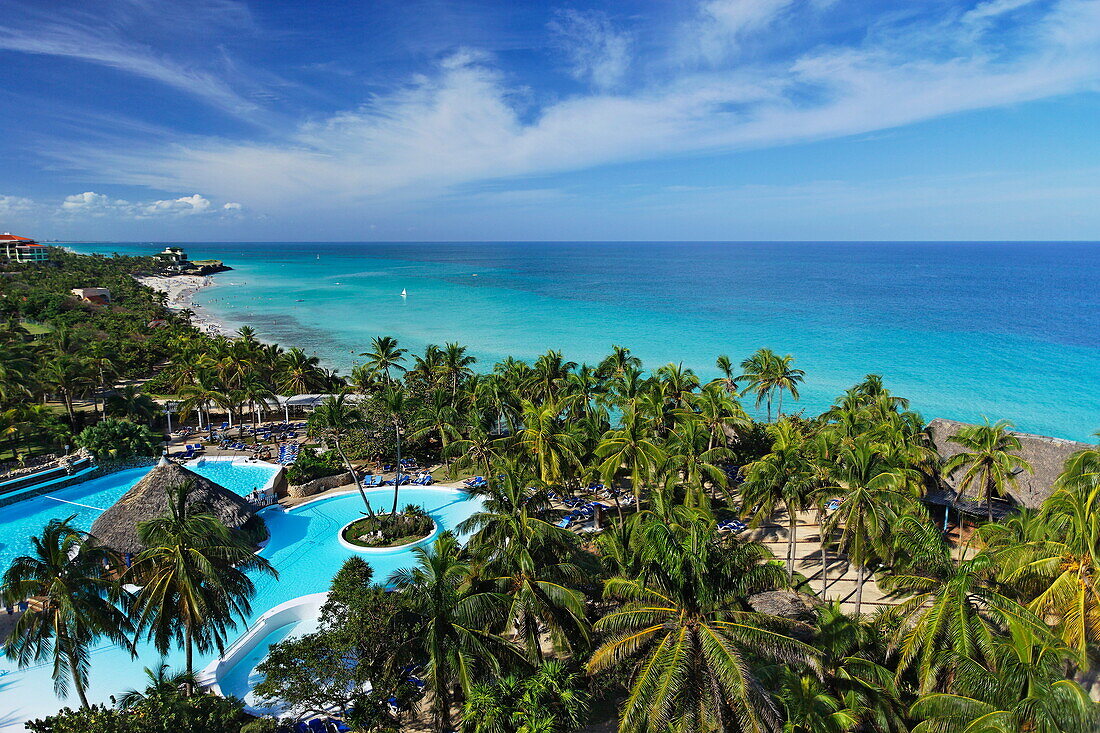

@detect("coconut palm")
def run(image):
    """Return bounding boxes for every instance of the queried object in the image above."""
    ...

[446,418,505,481]
[909,619,1099,732]
[277,347,327,395]
[388,532,518,732]
[310,393,371,512]
[596,344,641,380]
[125,483,277,681]
[944,419,1032,524]
[588,520,818,732]
[663,413,735,510]
[360,335,408,386]
[882,515,1048,694]
[514,400,581,487]
[595,407,665,515]
[115,663,197,710]
[380,385,412,514]
[714,354,738,394]
[177,369,229,430]
[741,420,819,582]
[739,348,805,422]
[410,390,462,470]
[1,518,132,708]
[105,385,159,425]
[461,660,590,733]
[459,459,588,661]
[822,440,919,614]
[440,341,476,399]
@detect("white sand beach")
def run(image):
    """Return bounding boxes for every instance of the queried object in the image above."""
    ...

[135,274,234,337]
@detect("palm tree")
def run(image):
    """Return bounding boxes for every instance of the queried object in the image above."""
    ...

[461,660,590,733]
[741,419,819,582]
[388,532,518,732]
[822,440,919,614]
[909,619,1099,732]
[530,351,577,404]
[410,390,461,471]
[277,347,327,395]
[458,460,588,661]
[380,385,412,514]
[0,340,35,403]
[440,341,476,400]
[596,344,641,380]
[311,393,371,512]
[595,407,665,515]
[514,400,581,487]
[41,355,94,424]
[115,663,196,710]
[177,370,229,431]
[105,385,159,425]
[738,348,805,421]
[360,335,408,386]
[663,413,735,510]
[944,419,1032,524]
[445,418,505,480]
[588,520,818,732]
[681,381,750,450]
[1,518,132,708]
[714,354,738,394]
[125,483,277,681]
[883,515,1048,694]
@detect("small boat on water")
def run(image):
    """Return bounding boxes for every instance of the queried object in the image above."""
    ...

[400,288,407,297]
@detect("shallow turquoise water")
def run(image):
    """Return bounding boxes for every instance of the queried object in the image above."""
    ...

[69,241,1100,441]
[0,472,481,729]
[187,460,281,494]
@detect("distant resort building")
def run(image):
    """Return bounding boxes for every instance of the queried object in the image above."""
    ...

[71,287,112,304]
[924,417,1091,519]
[154,246,188,270]
[0,233,49,263]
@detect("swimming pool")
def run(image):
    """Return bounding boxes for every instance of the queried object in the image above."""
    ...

[0,479,482,729]
[186,457,282,494]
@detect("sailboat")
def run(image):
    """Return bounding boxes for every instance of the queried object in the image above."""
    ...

[400,288,407,297]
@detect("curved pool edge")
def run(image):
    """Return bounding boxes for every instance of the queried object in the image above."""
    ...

[337,517,440,553]
[198,591,329,703]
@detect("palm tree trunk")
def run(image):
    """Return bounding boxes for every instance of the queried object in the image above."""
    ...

[788,512,797,583]
[391,418,402,515]
[855,566,865,615]
[985,469,994,525]
[777,390,784,418]
[185,625,194,695]
[819,515,828,597]
[337,436,373,516]
[766,394,772,423]
[65,645,91,710]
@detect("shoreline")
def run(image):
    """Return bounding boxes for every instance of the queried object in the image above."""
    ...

[135,274,234,337]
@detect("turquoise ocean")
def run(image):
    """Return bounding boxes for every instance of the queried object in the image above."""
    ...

[69,241,1099,442]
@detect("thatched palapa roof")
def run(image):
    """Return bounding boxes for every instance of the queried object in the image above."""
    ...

[90,457,257,554]
[926,418,1091,513]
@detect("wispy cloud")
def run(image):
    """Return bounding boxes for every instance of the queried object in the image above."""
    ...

[0,0,260,117]
[31,0,1100,223]
[549,9,632,90]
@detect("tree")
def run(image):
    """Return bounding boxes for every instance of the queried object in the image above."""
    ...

[663,413,735,510]
[1,518,132,708]
[310,393,372,513]
[514,400,581,487]
[125,483,277,681]
[277,347,327,395]
[738,348,805,422]
[105,385,159,425]
[588,520,818,732]
[595,407,665,515]
[944,419,1032,524]
[411,390,462,470]
[741,419,819,582]
[75,418,160,459]
[380,385,413,514]
[360,335,408,386]
[388,532,519,732]
[440,341,476,399]
[459,459,588,661]
[461,661,590,733]
[822,440,919,614]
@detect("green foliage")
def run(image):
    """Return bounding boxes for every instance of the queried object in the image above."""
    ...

[75,418,161,458]
[24,693,249,733]
[285,446,343,484]
[342,505,433,547]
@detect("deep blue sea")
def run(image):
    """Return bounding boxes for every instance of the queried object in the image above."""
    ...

[69,242,1100,442]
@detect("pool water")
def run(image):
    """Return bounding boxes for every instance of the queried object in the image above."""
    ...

[217,615,322,716]
[0,477,481,730]
[187,459,282,494]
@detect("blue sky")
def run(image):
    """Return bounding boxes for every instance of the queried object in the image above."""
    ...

[1,0,1099,241]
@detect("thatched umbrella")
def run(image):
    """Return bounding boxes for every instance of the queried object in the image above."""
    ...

[90,457,258,555]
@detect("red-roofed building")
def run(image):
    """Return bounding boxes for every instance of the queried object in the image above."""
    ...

[0,233,49,263]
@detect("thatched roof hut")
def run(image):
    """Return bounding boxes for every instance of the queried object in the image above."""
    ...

[90,457,258,554]
[925,418,1091,515]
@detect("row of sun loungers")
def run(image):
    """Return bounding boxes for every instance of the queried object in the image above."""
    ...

[718,518,747,533]
[277,443,300,465]
[276,719,351,733]
[383,472,434,486]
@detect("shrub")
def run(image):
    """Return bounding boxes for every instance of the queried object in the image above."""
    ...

[286,446,343,484]
[75,418,161,459]
[342,505,433,548]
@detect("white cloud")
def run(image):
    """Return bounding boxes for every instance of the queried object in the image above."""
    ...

[0,195,35,215]
[56,191,240,219]
[549,9,631,90]
[679,0,795,64]
[42,0,1100,218]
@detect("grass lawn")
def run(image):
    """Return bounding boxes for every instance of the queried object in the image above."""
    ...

[19,321,53,336]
